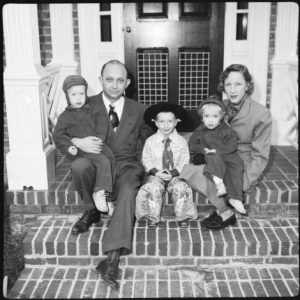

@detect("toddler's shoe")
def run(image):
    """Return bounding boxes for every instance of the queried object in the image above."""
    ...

[215,182,227,197]
[107,202,115,217]
[93,190,108,213]
[228,199,247,215]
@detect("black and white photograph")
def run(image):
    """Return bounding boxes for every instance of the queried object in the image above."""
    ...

[2,2,298,298]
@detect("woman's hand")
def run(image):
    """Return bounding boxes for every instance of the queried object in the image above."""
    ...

[71,136,103,154]
[155,169,172,181]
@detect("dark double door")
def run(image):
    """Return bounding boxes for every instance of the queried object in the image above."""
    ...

[124,2,225,130]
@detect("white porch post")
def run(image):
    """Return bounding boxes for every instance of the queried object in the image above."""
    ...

[270,2,298,146]
[47,4,79,117]
[3,4,55,190]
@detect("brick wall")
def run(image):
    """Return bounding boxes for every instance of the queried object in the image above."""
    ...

[266,2,277,109]
[3,101,9,188]
[72,4,81,70]
[37,4,52,66]
[3,28,8,187]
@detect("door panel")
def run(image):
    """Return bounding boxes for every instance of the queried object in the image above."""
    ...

[124,2,224,130]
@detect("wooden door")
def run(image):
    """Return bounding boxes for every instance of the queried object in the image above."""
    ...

[124,2,224,130]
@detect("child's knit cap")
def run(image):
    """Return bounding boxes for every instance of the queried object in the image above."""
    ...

[62,75,88,94]
[198,95,226,112]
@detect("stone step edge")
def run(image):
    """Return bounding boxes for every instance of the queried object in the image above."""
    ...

[18,262,300,273]
[6,180,299,207]
[23,255,299,268]
[8,203,299,217]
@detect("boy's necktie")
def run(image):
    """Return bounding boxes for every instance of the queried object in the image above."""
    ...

[162,138,174,170]
[109,105,119,128]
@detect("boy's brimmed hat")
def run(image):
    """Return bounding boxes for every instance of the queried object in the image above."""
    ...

[62,75,88,94]
[144,102,188,130]
[198,95,226,112]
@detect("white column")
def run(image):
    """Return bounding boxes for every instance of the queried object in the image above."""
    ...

[3,4,55,190]
[49,4,78,70]
[270,2,298,146]
[47,4,79,118]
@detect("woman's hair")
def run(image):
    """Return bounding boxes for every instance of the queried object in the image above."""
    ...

[217,64,254,95]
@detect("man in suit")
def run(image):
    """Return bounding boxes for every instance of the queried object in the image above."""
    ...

[70,60,153,290]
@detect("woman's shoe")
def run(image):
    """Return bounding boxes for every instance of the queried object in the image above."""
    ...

[205,213,236,230]
[200,211,218,227]
[228,199,247,215]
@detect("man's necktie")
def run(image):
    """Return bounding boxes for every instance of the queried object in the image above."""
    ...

[109,105,119,129]
[162,138,174,170]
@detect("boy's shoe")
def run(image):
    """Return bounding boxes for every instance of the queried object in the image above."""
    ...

[215,182,227,197]
[228,199,247,215]
[107,202,115,217]
[93,190,108,213]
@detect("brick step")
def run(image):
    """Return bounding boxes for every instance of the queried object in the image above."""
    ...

[6,145,299,219]
[22,216,298,268]
[6,183,299,218]
[8,264,299,298]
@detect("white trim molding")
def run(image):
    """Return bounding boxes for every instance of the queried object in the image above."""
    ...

[223,2,270,106]
[78,3,125,95]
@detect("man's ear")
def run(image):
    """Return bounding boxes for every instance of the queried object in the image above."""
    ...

[126,78,131,88]
[99,76,103,86]
[176,118,181,123]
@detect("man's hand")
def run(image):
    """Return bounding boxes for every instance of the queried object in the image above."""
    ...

[204,148,216,154]
[71,136,103,154]
[156,169,172,181]
[68,145,78,156]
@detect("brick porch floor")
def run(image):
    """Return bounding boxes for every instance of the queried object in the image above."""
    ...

[6,145,299,298]
[9,264,299,298]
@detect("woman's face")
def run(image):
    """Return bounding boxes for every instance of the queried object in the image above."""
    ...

[224,71,248,104]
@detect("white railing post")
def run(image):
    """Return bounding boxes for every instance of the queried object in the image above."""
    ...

[3,4,55,190]
[270,2,298,147]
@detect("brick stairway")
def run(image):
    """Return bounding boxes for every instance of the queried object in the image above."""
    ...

[7,145,299,298]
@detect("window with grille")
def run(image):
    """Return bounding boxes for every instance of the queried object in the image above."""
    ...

[137,48,168,106]
[178,47,210,110]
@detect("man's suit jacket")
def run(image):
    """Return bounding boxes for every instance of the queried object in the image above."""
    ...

[224,96,272,192]
[88,92,153,173]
